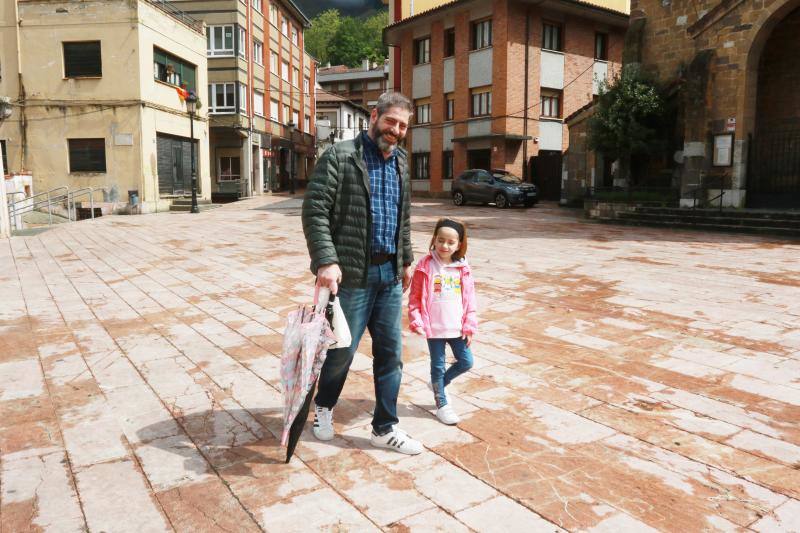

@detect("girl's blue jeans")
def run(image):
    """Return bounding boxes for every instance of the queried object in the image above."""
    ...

[427,337,473,408]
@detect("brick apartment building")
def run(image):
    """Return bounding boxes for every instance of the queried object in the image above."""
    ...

[383,0,626,198]
[174,0,316,198]
[318,60,390,108]
[621,0,800,208]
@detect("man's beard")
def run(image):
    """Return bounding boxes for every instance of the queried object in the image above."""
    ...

[369,123,401,152]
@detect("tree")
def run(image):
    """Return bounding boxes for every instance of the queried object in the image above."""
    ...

[329,16,373,67]
[305,9,342,65]
[588,66,666,186]
[362,11,389,63]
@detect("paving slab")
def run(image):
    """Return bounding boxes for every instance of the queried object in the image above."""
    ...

[1,196,799,531]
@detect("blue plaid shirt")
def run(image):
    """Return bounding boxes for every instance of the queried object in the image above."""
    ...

[361,132,400,255]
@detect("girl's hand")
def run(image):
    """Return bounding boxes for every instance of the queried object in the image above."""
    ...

[462,334,472,347]
[412,327,426,336]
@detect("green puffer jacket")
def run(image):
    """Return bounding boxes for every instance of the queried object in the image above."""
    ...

[301,134,413,288]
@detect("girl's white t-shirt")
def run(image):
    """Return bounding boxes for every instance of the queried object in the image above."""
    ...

[428,253,464,339]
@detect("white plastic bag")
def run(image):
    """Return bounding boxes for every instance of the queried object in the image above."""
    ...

[316,287,352,350]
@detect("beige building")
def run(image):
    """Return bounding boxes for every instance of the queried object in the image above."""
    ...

[173,0,317,198]
[0,0,211,213]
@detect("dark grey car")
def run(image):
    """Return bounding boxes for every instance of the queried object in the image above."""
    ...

[452,169,538,208]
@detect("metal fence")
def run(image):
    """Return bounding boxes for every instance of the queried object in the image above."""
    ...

[147,0,204,34]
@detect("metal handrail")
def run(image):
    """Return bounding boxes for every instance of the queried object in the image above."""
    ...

[10,191,69,216]
[7,186,70,229]
[67,187,99,221]
[687,182,725,212]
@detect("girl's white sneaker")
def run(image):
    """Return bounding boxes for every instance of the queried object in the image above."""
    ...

[436,404,460,425]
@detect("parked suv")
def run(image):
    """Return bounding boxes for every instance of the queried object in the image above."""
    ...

[452,169,538,208]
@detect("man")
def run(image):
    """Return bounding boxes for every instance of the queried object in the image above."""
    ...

[301,92,422,455]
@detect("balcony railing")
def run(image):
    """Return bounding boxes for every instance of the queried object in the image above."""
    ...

[147,0,204,34]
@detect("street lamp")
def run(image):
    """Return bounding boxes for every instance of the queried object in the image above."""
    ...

[0,96,12,238]
[185,90,199,213]
[287,120,295,195]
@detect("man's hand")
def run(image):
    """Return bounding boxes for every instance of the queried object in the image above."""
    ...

[462,333,473,347]
[317,264,342,294]
[402,265,413,292]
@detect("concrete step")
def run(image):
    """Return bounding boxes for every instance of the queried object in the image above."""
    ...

[634,207,800,221]
[170,198,213,206]
[168,203,221,212]
[595,217,800,238]
[620,212,800,229]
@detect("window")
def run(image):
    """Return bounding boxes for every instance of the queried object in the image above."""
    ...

[270,99,279,121]
[471,19,492,50]
[304,114,310,132]
[293,67,299,87]
[414,37,430,65]
[347,114,352,129]
[63,41,102,78]
[443,151,454,180]
[282,60,289,82]
[351,81,363,91]
[207,25,234,56]
[542,22,562,52]
[253,40,263,65]
[281,18,288,36]
[283,104,290,124]
[238,83,247,113]
[414,99,430,124]
[270,51,278,73]
[292,109,299,128]
[1,140,8,174]
[291,26,298,45]
[254,90,264,116]
[252,0,261,12]
[153,48,196,91]
[595,32,608,60]
[68,138,106,172]
[358,117,365,130]
[303,77,310,93]
[338,82,347,91]
[269,3,278,26]
[413,153,430,180]
[219,156,240,181]
[444,28,455,57]
[238,27,247,59]
[445,93,455,121]
[367,80,380,90]
[471,87,492,117]
[540,89,561,118]
[208,82,236,113]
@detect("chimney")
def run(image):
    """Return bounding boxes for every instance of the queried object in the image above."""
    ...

[362,58,369,71]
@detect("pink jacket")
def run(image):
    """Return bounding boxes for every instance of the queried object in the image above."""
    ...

[408,253,478,338]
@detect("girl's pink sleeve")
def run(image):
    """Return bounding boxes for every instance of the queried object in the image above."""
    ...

[462,272,478,335]
[408,269,426,332]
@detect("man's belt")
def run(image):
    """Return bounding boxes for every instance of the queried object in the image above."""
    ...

[371,253,394,265]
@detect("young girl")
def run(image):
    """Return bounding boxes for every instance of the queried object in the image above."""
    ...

[408,218,477,425]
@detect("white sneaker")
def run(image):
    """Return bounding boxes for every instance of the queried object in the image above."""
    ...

[436,404,460,425]
[370,428,423,455]
[312,404,334,441]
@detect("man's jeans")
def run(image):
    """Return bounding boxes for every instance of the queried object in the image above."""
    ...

[314,262,403,435]
[427,337,473,408]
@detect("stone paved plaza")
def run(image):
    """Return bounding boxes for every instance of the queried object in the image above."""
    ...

[1,196,799,532]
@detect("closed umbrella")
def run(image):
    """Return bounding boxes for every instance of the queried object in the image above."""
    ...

[280,293,336,463]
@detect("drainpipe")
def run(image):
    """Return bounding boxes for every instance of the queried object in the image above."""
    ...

[522,8,531,181]
[14,0,26,169]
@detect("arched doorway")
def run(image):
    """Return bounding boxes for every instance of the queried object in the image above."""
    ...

[748,6,800,207]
